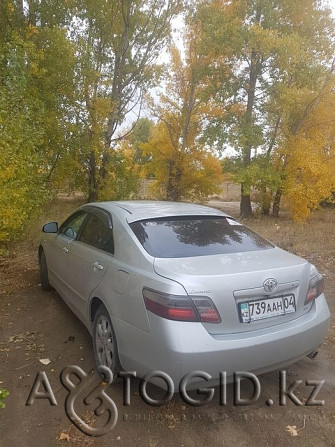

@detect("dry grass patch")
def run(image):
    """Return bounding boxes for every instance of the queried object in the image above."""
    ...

[243,209,335,280]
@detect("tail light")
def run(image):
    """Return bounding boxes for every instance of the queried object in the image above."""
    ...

[143,288,221,323]
[305,269,325,304]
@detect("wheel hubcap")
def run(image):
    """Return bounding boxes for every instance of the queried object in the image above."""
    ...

[95,316,114,370]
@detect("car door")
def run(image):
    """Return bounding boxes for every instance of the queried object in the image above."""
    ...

[60,209,115,323]
[48,210,89,306]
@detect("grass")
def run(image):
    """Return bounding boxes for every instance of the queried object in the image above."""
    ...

[243,209,335,278]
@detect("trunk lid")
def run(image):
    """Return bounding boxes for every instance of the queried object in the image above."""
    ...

[154,247,312,334]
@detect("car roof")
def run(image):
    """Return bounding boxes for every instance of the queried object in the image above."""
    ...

[83,200,231,223]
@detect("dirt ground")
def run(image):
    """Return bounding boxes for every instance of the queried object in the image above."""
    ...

[0,197,334,446]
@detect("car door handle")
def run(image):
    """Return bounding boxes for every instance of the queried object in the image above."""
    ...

[93,261,104,271]
[63,247,69,253]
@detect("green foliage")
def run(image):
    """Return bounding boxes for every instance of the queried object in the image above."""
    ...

[0,0,179,238]
[130,119,154,146]
[0,33,52,242]
[223,154,282,208]
[1,0,335,237]
[99,149,140,201]
[142,37,223,201]
[0,1,77,242]
[130,118,155,166]
[71,0,183,201]
[0,388,9,409]
[194,0,335,217]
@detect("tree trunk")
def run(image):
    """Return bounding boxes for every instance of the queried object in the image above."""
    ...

[240,184,253,217]
[88,187,98,202]
[239,45,261,218]
[273,189,282,217]
[262,204,270,215]
[88,150,99,202]
[88,181,98,202]
[260,185,271,215]
[166,160,182,201]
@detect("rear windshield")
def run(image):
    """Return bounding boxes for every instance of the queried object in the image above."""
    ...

[129,216,274,258]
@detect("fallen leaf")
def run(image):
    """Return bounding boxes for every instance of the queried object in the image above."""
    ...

[166,414,176,429]
[39,358,51,365]
[286,425,298,437]
[59,432,70,441]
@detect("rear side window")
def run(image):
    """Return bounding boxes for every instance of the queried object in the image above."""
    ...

[79,214,114,254]
[130,216,273,258]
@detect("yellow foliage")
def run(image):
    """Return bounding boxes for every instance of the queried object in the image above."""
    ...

[140,27,225,201]
[284,137,335,221]
[280,77,335,221]
[26,24,39,38]
[142,120,223,201]
[98,140,141,201]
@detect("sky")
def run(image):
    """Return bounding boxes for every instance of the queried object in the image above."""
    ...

[328,0,335,14]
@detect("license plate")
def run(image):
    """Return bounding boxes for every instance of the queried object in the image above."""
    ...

[239,294,296,323]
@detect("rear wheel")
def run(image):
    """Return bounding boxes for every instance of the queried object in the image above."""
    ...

[39,249,52,290]
[93,305,120,376]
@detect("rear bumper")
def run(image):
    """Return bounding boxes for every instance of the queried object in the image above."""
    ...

[115,294,330,389]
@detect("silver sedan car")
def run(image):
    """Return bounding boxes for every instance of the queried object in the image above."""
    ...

[39,201,329,388]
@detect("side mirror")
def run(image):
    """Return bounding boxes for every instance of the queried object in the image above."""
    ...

[42,222,58,233]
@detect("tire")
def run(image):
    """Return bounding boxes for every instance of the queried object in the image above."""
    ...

[39,249,53,290]
[92,305,120,376]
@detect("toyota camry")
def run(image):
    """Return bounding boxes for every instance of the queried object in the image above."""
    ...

[39,201,330,388]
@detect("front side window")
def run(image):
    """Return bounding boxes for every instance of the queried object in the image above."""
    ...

[130,216,274,258]
[59,211,87,240]
[79,214,114,254]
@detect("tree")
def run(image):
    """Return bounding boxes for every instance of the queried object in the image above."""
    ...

[141,34,223,200]
[0,0,182,242]
[71,0,183,201]
[98,138,142,201]
[272,63,335,220]
[194,0,335,217]
[0,0,76,242]
[130,117,155,166]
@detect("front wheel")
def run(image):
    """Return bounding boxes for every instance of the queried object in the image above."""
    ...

[93,305,120,376]
[39,249,52,290]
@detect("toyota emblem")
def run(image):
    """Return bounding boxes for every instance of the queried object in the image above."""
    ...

[263,278,278,293]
